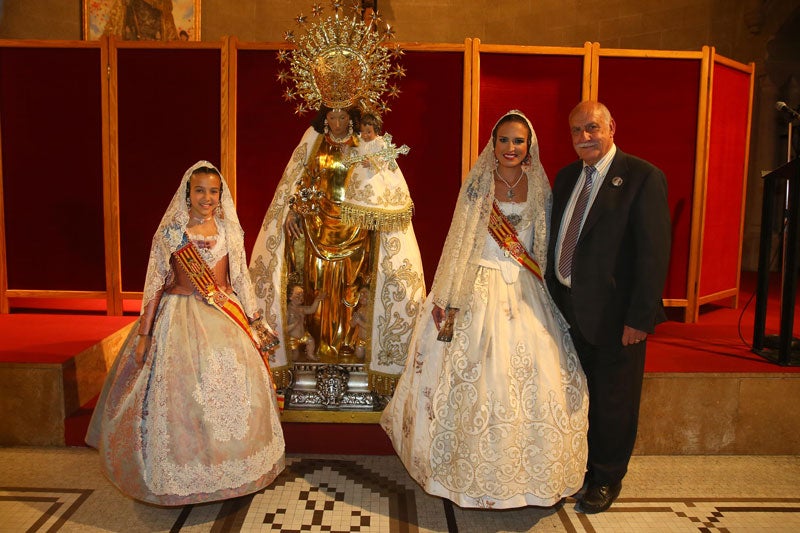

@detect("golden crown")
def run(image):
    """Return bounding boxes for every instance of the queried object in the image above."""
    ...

[277,1,405,115]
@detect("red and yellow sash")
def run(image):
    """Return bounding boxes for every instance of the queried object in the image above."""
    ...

[173,242,268,359]
[488,201,543,281]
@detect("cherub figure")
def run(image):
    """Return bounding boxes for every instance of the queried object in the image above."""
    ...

[286,284,325,362]
[357,112,385,172]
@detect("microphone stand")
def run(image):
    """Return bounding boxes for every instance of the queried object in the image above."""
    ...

[754,109,800,364]
[778,118,799,360]
[778,117,800,350]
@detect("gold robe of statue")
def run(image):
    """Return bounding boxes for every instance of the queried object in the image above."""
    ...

[294,134,371,362]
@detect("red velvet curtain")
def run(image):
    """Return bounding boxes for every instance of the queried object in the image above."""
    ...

[234,46,311,259]
[700,62,750,296]
[597,57,702,301]
[1,47,105,291]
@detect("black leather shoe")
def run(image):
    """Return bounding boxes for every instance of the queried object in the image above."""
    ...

[577,481,622,514]
[571,472,591,498]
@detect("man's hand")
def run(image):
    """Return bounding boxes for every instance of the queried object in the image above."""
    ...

[622,325,647,346]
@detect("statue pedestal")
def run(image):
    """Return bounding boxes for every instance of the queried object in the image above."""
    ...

[285,363,383,410]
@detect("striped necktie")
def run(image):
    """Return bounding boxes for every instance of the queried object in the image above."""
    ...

[558,165,596,279]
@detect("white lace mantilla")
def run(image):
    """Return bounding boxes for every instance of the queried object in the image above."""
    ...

[142,161,261,319]
[429,111,551,313]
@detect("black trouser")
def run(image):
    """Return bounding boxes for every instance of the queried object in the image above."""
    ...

[551,281,646,486]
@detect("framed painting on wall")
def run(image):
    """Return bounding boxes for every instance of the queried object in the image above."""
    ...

[82,0,201,41]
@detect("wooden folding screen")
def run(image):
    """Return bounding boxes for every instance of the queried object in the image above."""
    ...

[594,45,753,322]
[0,39,752,323]
[0,41,107,314]
[697,51,754,314]
[592,47,707,320]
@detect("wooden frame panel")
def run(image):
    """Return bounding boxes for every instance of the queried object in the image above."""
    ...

[0,98,6,314]
[594,46,707,321]
[696,50,754,312]
[0,39,753,322]
[0,40,107,308]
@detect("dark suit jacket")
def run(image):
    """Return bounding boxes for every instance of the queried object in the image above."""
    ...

[546,149,671,346]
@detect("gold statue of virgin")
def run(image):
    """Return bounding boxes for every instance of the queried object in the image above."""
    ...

[287,117,371,363]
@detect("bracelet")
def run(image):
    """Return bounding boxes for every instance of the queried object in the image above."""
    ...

[138,333,151,337]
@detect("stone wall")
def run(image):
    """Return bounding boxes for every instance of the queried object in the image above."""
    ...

[0,0,763,58]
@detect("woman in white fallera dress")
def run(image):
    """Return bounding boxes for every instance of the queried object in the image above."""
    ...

[86,161,285,506]
[381,111,588,509]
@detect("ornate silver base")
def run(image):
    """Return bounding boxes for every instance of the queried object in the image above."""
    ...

[285,363,384,410]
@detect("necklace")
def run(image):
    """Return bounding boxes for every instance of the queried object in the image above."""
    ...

[326,133,351,150]
[495,167,525,199]
[189,213,213,225]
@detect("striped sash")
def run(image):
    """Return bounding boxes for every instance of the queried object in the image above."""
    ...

[488,201,543,281]
[173,242,275,366]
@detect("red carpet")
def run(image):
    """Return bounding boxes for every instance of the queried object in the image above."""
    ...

[649,310,800,373]
[0,314,137,364]
[646,273,800,373]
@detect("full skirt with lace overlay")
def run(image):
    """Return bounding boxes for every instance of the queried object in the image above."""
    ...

[381,262,588,509]
[86,293,285,506]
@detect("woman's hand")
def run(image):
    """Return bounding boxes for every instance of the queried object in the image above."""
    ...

[134,335,151,367]
[284,211,303,240]
[432,304,445,331]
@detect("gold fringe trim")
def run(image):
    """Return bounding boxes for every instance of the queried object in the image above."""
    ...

[368,370,400,396]
[341,202,414,232]
[271,366,293,390]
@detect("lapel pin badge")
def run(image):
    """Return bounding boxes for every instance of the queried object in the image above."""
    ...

[611,176,624,187]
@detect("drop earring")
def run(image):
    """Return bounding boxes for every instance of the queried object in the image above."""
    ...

[324,119,329,135]
[348,120,353,136]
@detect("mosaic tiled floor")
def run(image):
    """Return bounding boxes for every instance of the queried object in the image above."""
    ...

[1,447,799,532]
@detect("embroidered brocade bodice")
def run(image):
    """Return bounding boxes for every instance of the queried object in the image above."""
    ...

[166,223,232,295]
[478,200,536,283]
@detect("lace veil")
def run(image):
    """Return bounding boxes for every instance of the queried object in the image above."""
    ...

[140,160,259,318]
[429,110,551,311]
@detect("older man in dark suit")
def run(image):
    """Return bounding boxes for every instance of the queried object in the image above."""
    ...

[547,101,671,514]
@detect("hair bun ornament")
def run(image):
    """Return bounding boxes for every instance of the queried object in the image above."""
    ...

[276,1,406,116]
